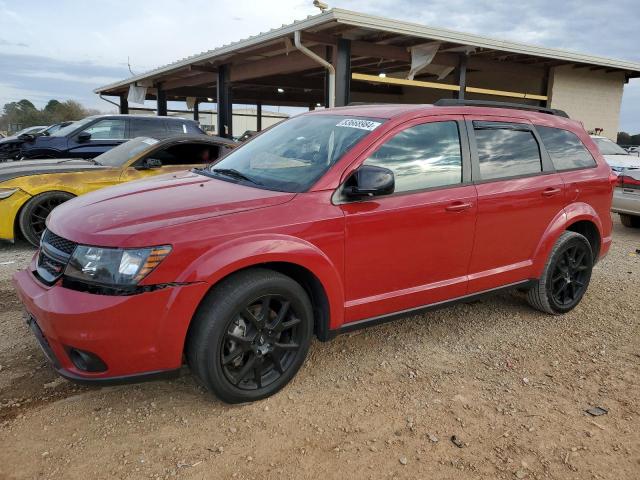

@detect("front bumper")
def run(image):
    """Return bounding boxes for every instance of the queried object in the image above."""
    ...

[12,265,209,383]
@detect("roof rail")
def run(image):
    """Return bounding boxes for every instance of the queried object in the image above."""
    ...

[434,99,569,118]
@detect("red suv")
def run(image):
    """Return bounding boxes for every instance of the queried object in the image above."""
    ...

[13,100,614,403]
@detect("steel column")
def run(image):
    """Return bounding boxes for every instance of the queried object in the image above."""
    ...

[335,38,351,107]
[156,85,167,116]
[217,65,233,138]
[193,100,199,121]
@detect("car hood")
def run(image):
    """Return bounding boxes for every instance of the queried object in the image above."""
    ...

[48,170,296,245]
[0,159,107,183]
[603,154,640,171]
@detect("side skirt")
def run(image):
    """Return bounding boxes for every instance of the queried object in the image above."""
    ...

[325,279,536,339]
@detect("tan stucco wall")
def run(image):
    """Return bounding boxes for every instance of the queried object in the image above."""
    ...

[548,65,625,140]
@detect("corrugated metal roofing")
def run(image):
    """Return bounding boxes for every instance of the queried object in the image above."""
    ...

[95,8,640,94]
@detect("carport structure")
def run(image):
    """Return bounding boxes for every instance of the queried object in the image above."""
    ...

[95,8,640,140]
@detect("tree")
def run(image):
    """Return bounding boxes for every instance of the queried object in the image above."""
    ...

[617,132,632,145]
[0,98,102,134]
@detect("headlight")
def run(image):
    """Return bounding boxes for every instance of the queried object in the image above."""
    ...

[65,245,171,286]
[0,188,19,200]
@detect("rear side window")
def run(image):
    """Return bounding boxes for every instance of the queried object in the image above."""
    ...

[364,121,462,193]
[473,122,542,180]
[537,126,596,170]
[167,121,189,134]
[82,119,127,140]
[131,119,168,138]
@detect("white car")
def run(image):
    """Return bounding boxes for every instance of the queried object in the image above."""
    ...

[612,168,640,228]
[590,135,640,172]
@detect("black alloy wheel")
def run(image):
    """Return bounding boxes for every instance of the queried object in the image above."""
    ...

[548,243,590,307]
[527,231,593,314]
[187,268,313,403]
[221,294,302,390]
[19,191,74,247]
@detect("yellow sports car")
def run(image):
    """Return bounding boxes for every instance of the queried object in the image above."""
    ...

[0,135,235,246]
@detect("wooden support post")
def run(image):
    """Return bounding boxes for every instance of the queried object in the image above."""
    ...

[217,65,232,138]
[119,95,129,114]
[457,54,468,100]
[156,85,167,116]
[256,102,262,132]
[335,38,351,107]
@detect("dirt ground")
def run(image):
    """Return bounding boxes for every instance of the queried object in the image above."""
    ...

[0,218,638,480]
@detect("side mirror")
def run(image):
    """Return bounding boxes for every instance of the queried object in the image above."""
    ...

[77,132,91,142]
[344,165,395,198]
[18,133,35,141]
[135,158,162,170]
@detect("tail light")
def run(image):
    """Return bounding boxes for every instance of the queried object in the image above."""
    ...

[617,174,640,189]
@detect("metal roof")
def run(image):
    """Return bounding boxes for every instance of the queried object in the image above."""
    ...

[95,8,640,94]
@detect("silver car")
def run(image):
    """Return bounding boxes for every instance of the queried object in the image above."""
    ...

[612,168,640,228]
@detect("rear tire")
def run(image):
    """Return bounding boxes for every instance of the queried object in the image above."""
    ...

[620,213,640,228]
[18,191,74,246]
[186,268,313,404]
[527,231,593,315]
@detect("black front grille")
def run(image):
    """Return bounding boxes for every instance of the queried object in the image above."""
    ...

[36,229,76,284]
[42,230,77,255]
[38,251,66,277]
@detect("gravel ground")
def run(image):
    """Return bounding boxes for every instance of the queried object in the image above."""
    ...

[0,218,638,480]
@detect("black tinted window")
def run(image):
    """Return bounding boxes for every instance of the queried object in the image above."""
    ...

[474,123,542,180]
[537,126,596,170]
[131,119,167,138]
[147,143,221,166]
[364,121,462,193]
[167,121,189,134]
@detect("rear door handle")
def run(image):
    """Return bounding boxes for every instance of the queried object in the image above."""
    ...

[542,187,562,197]
[445,201,473,212]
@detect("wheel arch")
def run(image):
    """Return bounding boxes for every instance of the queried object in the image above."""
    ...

[14,189,77,240]
[178,234,344,343]
[532,203,604,277]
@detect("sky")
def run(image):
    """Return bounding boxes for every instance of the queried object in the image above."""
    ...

[0,0,638,132]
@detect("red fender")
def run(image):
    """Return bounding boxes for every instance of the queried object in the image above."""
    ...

[177,234,345,330]
[531,203,605,278]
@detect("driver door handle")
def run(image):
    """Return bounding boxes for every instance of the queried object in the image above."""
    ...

[445,201,473,212]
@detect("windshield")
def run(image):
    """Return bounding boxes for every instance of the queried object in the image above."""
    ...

[95,137,159,167]
[43,122,71,135]
[204,115,383,192]
[50,116,96,137]
[593,137,629,155]
[16,126,45,135]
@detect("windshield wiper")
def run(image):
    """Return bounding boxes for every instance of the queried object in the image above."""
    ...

[211,168,262,185]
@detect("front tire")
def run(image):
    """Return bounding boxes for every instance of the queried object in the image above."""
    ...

[186,268,313,404]
[18,191,74,246]
[527,231,593,315]
[620,213,640,228]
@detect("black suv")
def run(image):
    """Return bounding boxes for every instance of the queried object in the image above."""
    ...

[20,115,205,160]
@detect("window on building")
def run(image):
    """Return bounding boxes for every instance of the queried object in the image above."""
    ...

[537,126,597,170]
[364,121,462,193]
[474,122,542,180]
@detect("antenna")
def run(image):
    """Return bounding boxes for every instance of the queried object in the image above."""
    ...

[127,56,135,76]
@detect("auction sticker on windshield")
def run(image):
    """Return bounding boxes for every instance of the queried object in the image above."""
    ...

[336,119,382,131]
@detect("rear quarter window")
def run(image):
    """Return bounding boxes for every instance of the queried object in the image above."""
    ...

[537,126,596,170]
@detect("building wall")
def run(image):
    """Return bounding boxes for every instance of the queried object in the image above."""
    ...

[548,66,625,140]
